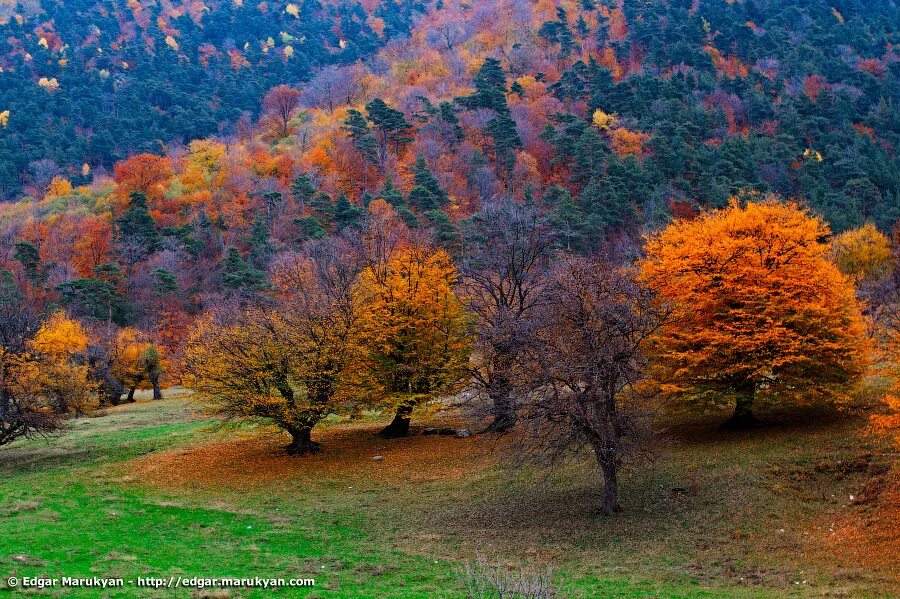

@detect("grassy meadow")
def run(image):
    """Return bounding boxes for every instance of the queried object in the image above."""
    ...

[0,391,896,598]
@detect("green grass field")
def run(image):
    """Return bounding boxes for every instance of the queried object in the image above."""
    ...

[0,391,896,598]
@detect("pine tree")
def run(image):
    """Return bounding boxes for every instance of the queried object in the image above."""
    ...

[546,187,586,252]
[408,185,438,211]
[221,247,268,292]
[116,192,161,256]
[247,216,274,270]
[333,193,364,230]
[412,156,449,205]
[425,209,460,251]
[365,98,413,163]
[377,177,406,207]
[342,109,378,165]
[456,58,521,173]
[151,268,179,298]
[310,192,335,226]
[294,216,327,242]
[13,241,45,284]
[291,174,317,203]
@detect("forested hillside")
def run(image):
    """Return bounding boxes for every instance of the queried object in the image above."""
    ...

[0,0,898,346]
[0,0,418,197]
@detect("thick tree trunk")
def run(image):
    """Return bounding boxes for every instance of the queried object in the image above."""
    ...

[126,387,136,402]
[599,458,620,516]
[149,373,162,400]
[285,426,321,455]
[589,436,622,515]
[379,402,413,438]
[722,384,758,429]
[484,391,517,432]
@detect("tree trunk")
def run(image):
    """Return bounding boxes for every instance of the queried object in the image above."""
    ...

[484,391,516,433]
[379,402,413,438]
[722,383,758,429]
[590,439,622,515]
[599,458,620,515]
[285,426,321,455]
[126,387,136,402]
[149,373,162,400]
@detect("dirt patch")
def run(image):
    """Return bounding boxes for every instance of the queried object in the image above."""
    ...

[130,423,498,490]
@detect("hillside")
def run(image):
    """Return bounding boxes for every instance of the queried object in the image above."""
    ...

[1,0,898,337]
[0,0,418,198]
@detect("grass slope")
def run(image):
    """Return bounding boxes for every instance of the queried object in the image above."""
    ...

[0,393,896,598]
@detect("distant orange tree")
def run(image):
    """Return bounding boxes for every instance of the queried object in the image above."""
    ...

[640,198,868,427]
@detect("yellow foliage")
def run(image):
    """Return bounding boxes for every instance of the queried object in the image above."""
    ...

[829,223,892,283]
[610,128,649,157]
[37,77,59,91]
[0,109,9,128]
[285,2,299,17]
[30,312,89,357]
[45,176,73,199]
[165,35,179,51]
[592,108,617,130]
[803,148,823,162]
[351,246,472,405]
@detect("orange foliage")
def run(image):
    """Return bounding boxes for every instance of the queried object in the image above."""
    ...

[641,199,869,420]
[610,128,649,157]
[113,153,174,202]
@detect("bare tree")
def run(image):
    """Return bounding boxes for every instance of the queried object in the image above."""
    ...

[517,255,670,515]
[458,197,550,432]
[262,85,301,139]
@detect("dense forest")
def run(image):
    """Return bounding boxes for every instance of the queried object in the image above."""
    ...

[1,0,898,329]
[0,0,419,197]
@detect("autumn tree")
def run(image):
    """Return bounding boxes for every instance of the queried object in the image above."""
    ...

[352,245,472,438]
[517,256,668,515]
[829,222,892,284]
[262,84,301,139]
[113,153,173,200]
[0,298,97,446]
[111,328,164,401]
[184,239,362,454]
[458,197,550,432]
[863,238,900,447]
[640,199,869,427]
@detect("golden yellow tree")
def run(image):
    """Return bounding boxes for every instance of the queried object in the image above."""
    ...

[111,328,163,401]
[1,308,96,446]
[829,222,892,284]
[352,246,472,437]
[640,198,869,427]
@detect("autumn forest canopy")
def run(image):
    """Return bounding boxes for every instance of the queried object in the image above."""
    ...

[0,0,899,595]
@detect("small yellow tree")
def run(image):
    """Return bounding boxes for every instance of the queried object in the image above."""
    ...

[829,222,892,283]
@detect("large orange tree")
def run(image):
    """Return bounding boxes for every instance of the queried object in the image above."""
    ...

[640,198,868,427]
